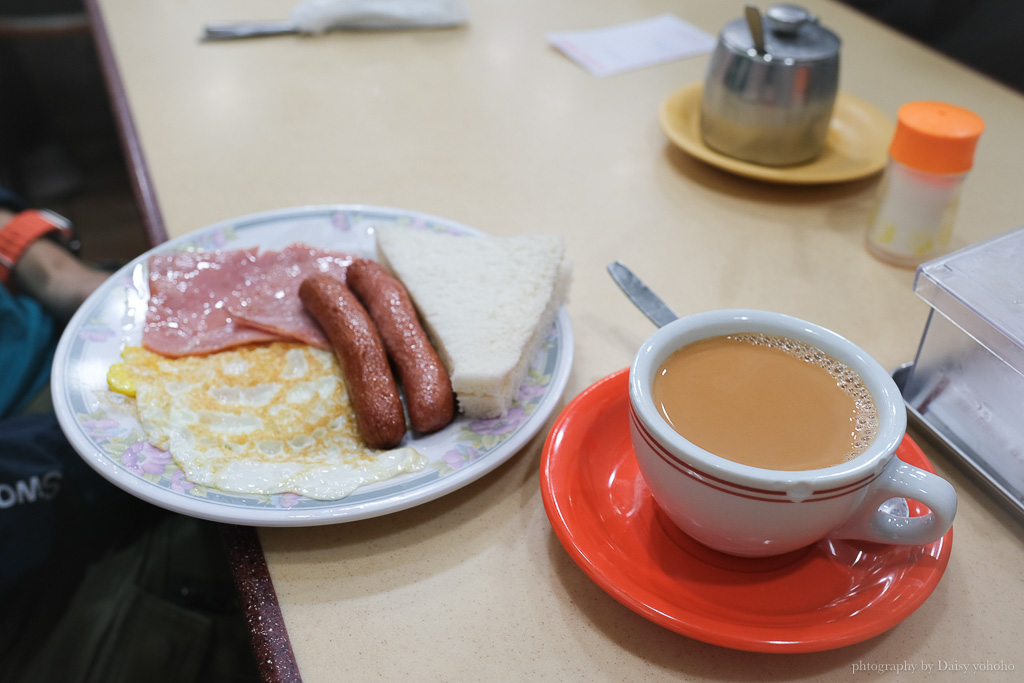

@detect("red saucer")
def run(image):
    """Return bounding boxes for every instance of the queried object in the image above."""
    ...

[540,369,952,653]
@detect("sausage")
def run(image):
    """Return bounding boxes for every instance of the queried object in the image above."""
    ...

[346,258,455,434]
[299,274,406,450]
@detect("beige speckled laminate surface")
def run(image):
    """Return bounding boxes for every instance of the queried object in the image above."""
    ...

[91,0,1024,679]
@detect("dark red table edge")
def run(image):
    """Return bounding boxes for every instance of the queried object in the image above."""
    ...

[83,3,300,680]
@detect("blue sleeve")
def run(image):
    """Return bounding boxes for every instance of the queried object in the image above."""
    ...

[0,285,58,418]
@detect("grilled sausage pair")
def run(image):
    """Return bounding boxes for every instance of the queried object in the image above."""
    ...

[299,260,454,450]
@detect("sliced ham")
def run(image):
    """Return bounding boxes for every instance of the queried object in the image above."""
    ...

[143,244,352,357]
[227,244,354,347]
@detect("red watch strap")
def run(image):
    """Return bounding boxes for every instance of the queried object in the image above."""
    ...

[0,209,74,287]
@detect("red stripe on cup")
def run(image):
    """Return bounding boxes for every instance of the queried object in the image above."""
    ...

[629,404,877,503]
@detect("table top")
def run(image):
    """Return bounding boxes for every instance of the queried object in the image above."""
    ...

[87,0,1024,680]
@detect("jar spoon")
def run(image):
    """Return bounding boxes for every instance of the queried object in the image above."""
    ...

[744,4,766,54]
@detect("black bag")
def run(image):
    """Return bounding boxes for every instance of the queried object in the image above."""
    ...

[0,412,155,598]
[0,413,259,682]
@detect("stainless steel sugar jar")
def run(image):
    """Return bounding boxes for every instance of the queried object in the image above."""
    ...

[700,4,841,166]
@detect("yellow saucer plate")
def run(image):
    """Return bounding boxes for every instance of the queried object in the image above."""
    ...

[659,83,894,184]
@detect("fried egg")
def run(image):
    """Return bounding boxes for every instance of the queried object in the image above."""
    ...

[108,343,425,500]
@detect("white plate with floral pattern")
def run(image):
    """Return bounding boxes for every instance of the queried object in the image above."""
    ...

[51,205,573,526]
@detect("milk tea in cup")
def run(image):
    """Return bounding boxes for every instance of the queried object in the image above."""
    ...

[652,333,878,471]
[628,309,957,557]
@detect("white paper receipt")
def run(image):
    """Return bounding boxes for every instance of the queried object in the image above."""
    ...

[547,14,716,78]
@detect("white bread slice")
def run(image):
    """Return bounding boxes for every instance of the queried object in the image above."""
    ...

[375,226,571,419]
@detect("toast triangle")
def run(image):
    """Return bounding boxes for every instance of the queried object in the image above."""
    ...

[375,226,571,419]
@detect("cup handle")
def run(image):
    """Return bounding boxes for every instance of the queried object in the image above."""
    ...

[832,458,957,546]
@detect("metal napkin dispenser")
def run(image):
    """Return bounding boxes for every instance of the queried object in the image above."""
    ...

[898,226,1024,522]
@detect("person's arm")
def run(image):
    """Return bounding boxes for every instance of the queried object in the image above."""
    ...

[1,208,108,322]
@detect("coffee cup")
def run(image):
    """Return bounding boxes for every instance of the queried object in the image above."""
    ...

[628,309,956,557]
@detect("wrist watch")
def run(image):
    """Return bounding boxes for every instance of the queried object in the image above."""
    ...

[0,209,78,288]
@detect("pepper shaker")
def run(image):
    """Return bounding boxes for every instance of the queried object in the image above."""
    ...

[866,101,985,267]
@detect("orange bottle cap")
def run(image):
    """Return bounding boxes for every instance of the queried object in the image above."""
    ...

[889,101,985,174]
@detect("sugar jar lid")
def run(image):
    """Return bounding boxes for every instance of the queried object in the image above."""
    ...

[721,4,840,62]
[889,101,986,174]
